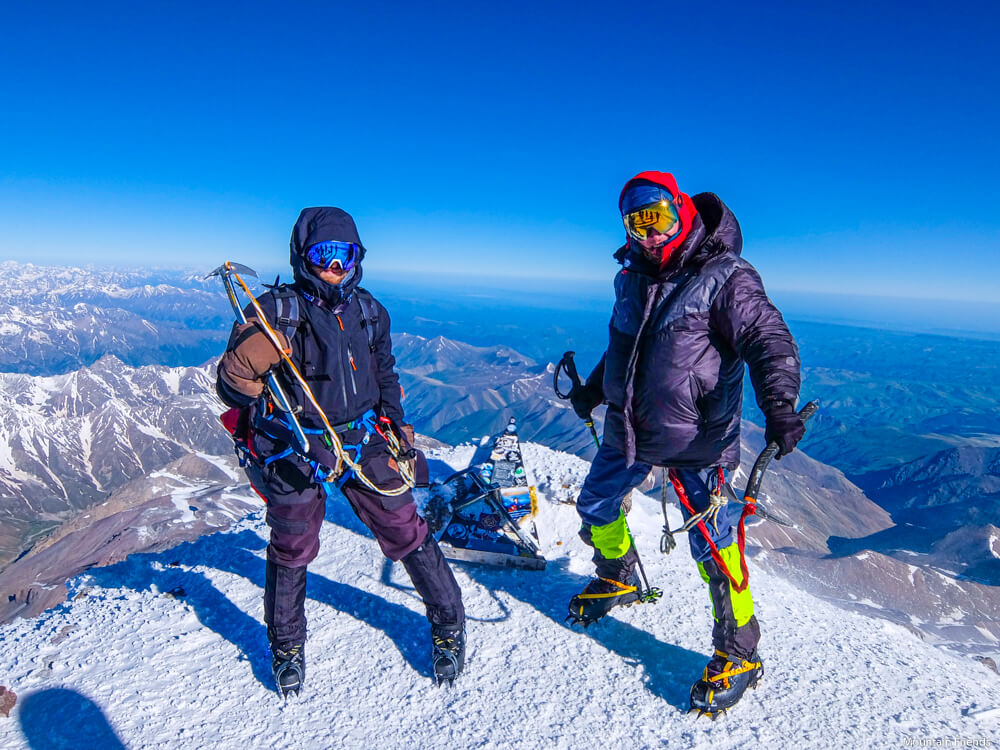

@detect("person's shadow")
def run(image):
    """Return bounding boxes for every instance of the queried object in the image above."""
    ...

[18,688,127,749]
[84,456,702,706]
[87,518,432,693]
[377,456,704,711]
[382,552,703,711]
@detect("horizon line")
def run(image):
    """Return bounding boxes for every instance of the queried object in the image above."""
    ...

[2,257,999,308]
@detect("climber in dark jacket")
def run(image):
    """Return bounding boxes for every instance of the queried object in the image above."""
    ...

[216,207,465,695]
[567,172,804,716]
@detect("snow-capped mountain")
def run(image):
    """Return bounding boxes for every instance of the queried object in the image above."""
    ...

[0,259,996,687]
[0,442,997,749]
[0,261,232,374]
[2,335,998,667]
[0,357,229,567]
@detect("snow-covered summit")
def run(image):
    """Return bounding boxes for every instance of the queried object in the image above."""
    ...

[0,441,996,749]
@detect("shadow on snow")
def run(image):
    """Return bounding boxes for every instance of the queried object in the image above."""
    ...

[83,459,702,708]
[18,687,126,750]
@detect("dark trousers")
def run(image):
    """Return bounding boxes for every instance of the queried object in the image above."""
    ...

[251,434,465,648]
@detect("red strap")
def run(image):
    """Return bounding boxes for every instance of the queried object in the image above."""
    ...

[219,409,266,503]
[219,408,242,436]
[668,468,754,593]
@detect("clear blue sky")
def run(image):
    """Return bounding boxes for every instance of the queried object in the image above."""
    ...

[1,1,997,302]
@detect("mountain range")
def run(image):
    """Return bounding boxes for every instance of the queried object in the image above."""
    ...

[0,261,997,667]
[0,261,231,374]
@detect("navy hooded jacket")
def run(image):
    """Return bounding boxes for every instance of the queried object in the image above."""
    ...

[599,187,801,469]
[217,207,404,432]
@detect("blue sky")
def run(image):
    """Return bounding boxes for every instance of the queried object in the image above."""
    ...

[1,1,997,303]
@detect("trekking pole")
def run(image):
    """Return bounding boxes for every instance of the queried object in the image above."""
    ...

[207,261,311,455]
[553,351,601,449]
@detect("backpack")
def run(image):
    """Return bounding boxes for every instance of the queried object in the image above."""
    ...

[271,284,380,352]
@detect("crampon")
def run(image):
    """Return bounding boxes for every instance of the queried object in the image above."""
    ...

[566,574,662,627]
[272,643,305,699]
[432,627,466,686]
[689,649,763,720]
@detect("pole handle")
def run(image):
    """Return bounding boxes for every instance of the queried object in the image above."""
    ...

[553,350,583,399]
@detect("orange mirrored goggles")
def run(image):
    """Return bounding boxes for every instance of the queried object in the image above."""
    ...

[622,200,680,244]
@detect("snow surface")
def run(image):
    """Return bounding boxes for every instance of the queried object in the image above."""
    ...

[1,442,998,749]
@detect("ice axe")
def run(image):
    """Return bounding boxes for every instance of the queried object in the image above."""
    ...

[743,399,819,503]
[659,400,818,554]
[553,351,601,449]
[207,261,311,455]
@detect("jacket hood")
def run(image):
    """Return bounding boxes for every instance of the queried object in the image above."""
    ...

[687,192,742,262]
[289,207,367,303]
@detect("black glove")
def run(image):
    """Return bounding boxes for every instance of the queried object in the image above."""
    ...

[570,382,603,420]
[764,402,806,459]
[569,357,605,419]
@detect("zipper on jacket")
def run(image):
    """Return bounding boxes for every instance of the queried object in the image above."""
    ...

[346,341,358,396]
[334,322,349,408]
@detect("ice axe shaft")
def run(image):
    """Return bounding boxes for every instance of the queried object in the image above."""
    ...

[553,351,601,449]
[743,400,819,503]
[208,261,310,455]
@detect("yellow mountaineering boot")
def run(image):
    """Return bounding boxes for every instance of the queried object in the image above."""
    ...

[689,648,764,719]
[689,542,763,717]
[567,512,641,626]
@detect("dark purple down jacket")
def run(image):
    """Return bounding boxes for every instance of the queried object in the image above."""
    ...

[600,191,801,469]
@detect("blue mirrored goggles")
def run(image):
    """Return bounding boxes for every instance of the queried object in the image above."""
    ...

[305,241,359,272]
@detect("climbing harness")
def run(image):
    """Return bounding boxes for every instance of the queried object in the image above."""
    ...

[209,260,415,497]
[658,401,819,595]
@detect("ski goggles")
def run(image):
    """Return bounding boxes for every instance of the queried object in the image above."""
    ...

[305,240,359,272]
[621,185,681,245]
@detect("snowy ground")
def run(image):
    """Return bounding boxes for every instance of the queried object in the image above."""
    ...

[1,443,998,749]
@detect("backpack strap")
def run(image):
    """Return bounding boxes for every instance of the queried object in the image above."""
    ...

[271,285,302,344]
[355,287,380,352]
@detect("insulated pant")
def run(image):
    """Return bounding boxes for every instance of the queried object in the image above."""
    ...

[251,431,464,648]
[575,441,760,659]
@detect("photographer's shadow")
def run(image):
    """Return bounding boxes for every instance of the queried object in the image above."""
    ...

[18,687,126,750]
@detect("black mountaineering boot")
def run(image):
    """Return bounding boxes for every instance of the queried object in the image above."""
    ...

[689,649,763,720]
[431,626,466,686]
[567,546,641,626]
[270,636,306,699]
[263,561,308,698]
